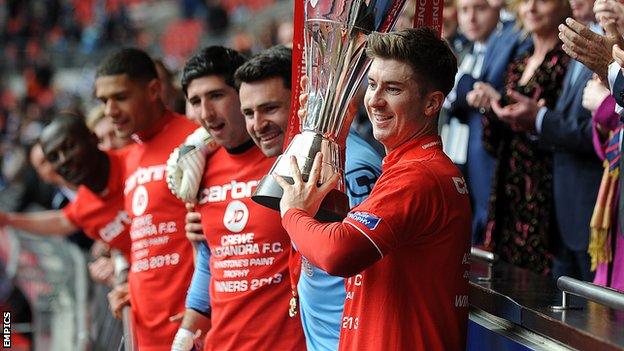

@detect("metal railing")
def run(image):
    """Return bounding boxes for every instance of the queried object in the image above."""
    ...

[551,276,624,311]
[470,247,498,282]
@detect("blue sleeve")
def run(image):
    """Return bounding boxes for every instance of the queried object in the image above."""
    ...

[345,131,383,208]
[185,241,212,315]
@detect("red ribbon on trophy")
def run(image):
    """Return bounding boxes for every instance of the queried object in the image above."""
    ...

[284,0,305,151]
[413,0,444,36]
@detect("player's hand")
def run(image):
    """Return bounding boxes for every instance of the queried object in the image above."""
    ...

[107,283,130,319]
[89,256,115,287]
[171,328,202,351]
[185,203,204,243]
[274,152,340,218]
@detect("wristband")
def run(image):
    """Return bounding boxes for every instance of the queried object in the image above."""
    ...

[171,328,195,351]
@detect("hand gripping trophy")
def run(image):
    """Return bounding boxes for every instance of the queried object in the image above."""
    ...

[252,0,407,221]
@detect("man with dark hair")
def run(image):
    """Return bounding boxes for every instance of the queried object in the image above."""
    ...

[179,46,306,350]
[235,45,292,158]
[0,113,131,256]
[95,47,199,350]
[275,28,471,350]
[236,45,382,351]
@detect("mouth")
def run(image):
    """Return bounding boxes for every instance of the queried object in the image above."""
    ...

[60,167,86,185]
[258,130,282,144]
[208,122,226,135]
[112,117,130,130]
[371,113,394,124]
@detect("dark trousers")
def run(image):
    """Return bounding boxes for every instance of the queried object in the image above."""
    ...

[552,244,594,282]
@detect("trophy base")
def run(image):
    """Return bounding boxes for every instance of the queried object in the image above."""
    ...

[252,174,349,222]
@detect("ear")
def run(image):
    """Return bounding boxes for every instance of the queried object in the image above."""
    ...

[423,91,445,118]
[147,78,162,102]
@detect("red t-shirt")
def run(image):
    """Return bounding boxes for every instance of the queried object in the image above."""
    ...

[122,112,197,351]
[62,148,131,256]
[339,136,472,350]
[197,145,306,351]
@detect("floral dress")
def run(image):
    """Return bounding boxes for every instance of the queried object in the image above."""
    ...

[483,45,569,275]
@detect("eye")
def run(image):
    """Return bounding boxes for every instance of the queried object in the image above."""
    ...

[46,152,58,163]
[209,92,224,100]
[368,82,377,90]
[263,105,280,114]
[242,110,254,119]
[189,98,200,107]
[386,87,401,94]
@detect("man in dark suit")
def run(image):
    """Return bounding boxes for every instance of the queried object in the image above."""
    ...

[447,4,531,243]
[491,0,601,281]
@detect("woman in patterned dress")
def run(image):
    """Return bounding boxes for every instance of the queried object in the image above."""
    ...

[481,0,572,274]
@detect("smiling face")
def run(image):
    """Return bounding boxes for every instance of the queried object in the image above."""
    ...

[39,118,100,186]
[93,116,131,150]
[186,75,249,149]
[365,58,436,153]
[239,77,291,157]
[518,0,568,35]
[95,74,160,138]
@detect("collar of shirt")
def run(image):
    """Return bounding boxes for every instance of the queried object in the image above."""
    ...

[131,110,174,144]
[381,134,442,171]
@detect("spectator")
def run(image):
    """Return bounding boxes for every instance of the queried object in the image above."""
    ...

[484,0,572,275]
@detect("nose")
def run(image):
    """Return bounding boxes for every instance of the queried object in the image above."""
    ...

[468,8,477,22]
[367,89,386,109]
[104,100,118,118]
[201,100,217,123]
[253,112,268,132]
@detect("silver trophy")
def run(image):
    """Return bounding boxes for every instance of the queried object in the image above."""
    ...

[252,0,407,221]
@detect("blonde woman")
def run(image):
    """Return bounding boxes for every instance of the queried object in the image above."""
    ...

[481,0,572,274]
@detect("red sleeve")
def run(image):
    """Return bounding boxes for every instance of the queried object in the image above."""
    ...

[61,201,80,228]
[282,208,382,277]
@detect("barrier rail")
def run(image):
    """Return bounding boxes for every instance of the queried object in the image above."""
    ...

[470,247,498,282]
[551,276,624,311]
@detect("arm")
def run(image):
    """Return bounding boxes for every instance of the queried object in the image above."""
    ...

[539,108,596,155]
[185,241,212,315]
[0,210,77,236]
[592,95,621,160]
[282,209,381,277]
[172,241,212,351]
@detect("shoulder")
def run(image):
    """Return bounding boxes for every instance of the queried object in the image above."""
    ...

[346,132,383,173]
[171,113,199,133]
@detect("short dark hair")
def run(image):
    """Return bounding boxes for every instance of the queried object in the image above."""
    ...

[234,45,292,90]
[181,46,247,96]
[96,48,158,82]
[366,28,457,96]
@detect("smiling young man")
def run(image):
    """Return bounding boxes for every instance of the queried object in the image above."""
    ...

[236,45,382,351]
[0,113,131,256]
[275,28,472,350]
[180,46,305,350]
[94,48,198,351]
